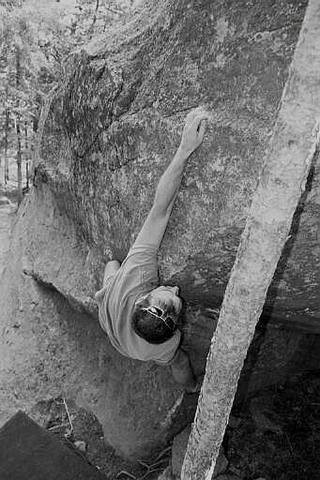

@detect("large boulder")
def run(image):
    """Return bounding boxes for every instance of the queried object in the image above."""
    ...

[1,0,320,461]
[35,0,319,329]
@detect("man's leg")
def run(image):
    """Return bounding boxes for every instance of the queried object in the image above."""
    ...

[170,348,198,393]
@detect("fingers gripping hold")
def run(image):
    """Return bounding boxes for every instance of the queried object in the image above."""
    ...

[197,119,207,141]
[179,107,210,157]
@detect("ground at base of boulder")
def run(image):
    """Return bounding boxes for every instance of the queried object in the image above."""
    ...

[226,370,320,480]
[157,370,320,480]
[29,397,170,480]
[3,365,319,480]
[29,371,318,480]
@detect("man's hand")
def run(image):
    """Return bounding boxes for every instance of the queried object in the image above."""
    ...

[178,107,210,158]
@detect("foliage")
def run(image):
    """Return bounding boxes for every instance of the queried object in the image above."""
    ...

[0,0,135,187]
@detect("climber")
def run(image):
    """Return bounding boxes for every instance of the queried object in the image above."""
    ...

[95,108,209,392]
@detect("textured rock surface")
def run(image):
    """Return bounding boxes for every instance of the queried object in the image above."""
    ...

[1,0,320,462]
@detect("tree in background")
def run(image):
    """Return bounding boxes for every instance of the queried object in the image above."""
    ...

[0,0,51,198]
[0,0,134,200]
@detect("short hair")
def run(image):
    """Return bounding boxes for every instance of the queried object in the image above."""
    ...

[132,300,177,344]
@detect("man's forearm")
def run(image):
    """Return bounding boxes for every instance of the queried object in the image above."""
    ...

[153,147,189,214]
[170,348,197,392]
[152,108,208,214]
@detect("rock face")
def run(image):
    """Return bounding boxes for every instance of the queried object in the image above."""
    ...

[36,0,320,328]
[1,0,320,461]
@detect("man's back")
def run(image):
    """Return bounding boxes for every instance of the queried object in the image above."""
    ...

[95,242,181,363]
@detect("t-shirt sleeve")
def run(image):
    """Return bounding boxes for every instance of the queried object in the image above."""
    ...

[95,242,158,304]
[121,242,159,286]
[126,242,158,263]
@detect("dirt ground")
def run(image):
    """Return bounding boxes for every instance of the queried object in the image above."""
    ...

[27,371,320,480]
[29,396,169,480]
[226,371,320,480]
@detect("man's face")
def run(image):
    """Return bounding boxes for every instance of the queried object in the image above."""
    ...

[137,285,183,318]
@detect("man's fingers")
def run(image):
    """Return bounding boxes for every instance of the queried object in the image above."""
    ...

[197,112,210,121]
[180,108,209,154]
[186,107,209,122]
[194,115,209,133]
[197,119,207,139]
[186,107,204,118]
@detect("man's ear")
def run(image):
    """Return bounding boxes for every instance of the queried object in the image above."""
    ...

[135,294,149,308]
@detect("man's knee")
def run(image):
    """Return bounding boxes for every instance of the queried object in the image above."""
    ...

[103,260,120,283]
[107,260,121,269]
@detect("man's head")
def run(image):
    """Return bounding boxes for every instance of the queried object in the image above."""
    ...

[132,286,183,344]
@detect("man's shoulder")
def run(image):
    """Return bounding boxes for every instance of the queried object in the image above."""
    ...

[113,244,159,297]
[127,242,158,257]
[122,242,159,270]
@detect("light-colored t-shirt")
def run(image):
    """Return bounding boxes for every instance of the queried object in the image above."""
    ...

[95,243,181,365]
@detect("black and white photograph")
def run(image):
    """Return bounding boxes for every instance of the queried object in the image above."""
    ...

[0,0,319,479]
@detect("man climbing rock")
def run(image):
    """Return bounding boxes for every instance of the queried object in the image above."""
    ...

[95,108,209,392]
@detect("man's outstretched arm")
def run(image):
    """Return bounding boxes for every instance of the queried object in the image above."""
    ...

[133,108,209,249]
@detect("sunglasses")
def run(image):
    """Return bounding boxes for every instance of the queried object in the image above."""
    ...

[141,306,176,331]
